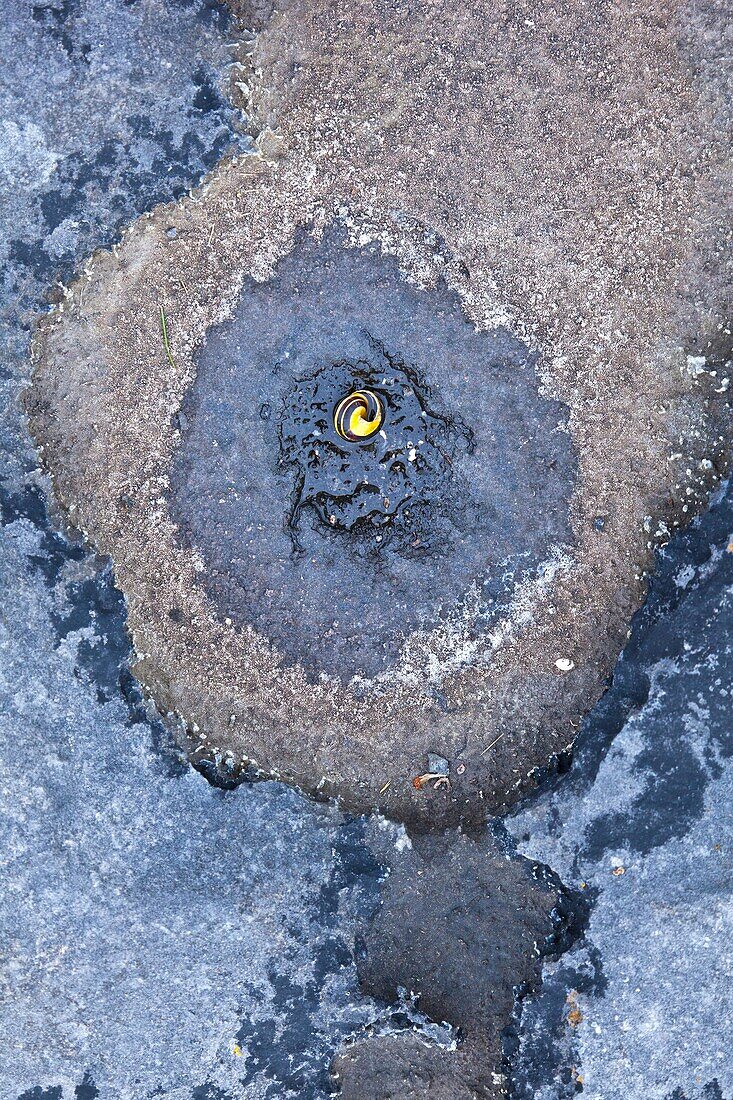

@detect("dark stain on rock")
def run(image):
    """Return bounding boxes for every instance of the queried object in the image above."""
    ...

[666,1084,726,1100]
[170,229,576,682]
[234,818,383,1098]
[278,344,474,549]
[587,486,733,858]
[0,475,190,778]
[18,1073,99,1100]
[0,478,86,585]
[31,0,83,60]
[509,948,606,1100]
[191,1087,232,1100]
[5,0,246,320]
[582,736,709,860]
[510,476,733,864]
[333,830,585,1099]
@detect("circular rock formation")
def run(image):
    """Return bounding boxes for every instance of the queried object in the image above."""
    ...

[29,0,732,828]
[169,231,575,682]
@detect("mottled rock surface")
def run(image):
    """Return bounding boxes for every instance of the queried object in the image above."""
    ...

[28,0,732,827]
[0,3,379,1096]
[509,480,733,1100]
[2,0,732,1097]
[0,521,377,1096]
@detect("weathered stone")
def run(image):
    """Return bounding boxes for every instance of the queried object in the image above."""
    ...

[28,0,732,830]
[333,829,576,1098]
[3,0,732,1096]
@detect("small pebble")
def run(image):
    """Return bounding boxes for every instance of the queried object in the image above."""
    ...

[427,753,450,776]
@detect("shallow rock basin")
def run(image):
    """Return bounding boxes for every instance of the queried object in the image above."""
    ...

[170,231,576,682]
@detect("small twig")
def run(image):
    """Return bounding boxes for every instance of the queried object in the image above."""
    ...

[480,731,506,757]
[159,305,176,371]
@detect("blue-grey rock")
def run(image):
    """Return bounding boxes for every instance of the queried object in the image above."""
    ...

[0,2,379,1096]
[2,0,731,1097]
[509,482,733,1100]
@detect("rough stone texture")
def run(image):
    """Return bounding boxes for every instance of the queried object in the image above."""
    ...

[0,8,585,1097]
[3,0,733,1098]
[169,229,575,683]
[509,479,733,1099]
[0,3,382,1096]
[0,0,246,310]
[333,830,575,1099]
[27,0,733,827]
[0,514,378,1098]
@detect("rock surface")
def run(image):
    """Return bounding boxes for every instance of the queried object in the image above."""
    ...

[334,830,576,1099]
[1,0,731,1097]
[0,3,377,1096]
[27,0,733,826]
[509,480,733,1100]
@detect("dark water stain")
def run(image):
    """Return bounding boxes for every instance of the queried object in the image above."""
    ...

[4,0,248,324]
[333,828,589,1100]
[17,117,236,292]
[510,482,733,1094]
[17,1079,99,1100]
[511,478,733,862]
[278,345,474,548]
[1,476,192,777]
[509,948,606,1100]
[233,819,383,1099]
[582,735,708,860]
[666,1084,726,1100]
[191,1087,232,1100]
[0,479,87,585]
[170,228,576,682]
[576,485,733,859]
[498,830,598,1098]
[31,0,84,60]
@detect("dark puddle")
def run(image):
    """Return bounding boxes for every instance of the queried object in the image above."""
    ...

[170,228,576,682]
[278,341,474,548]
